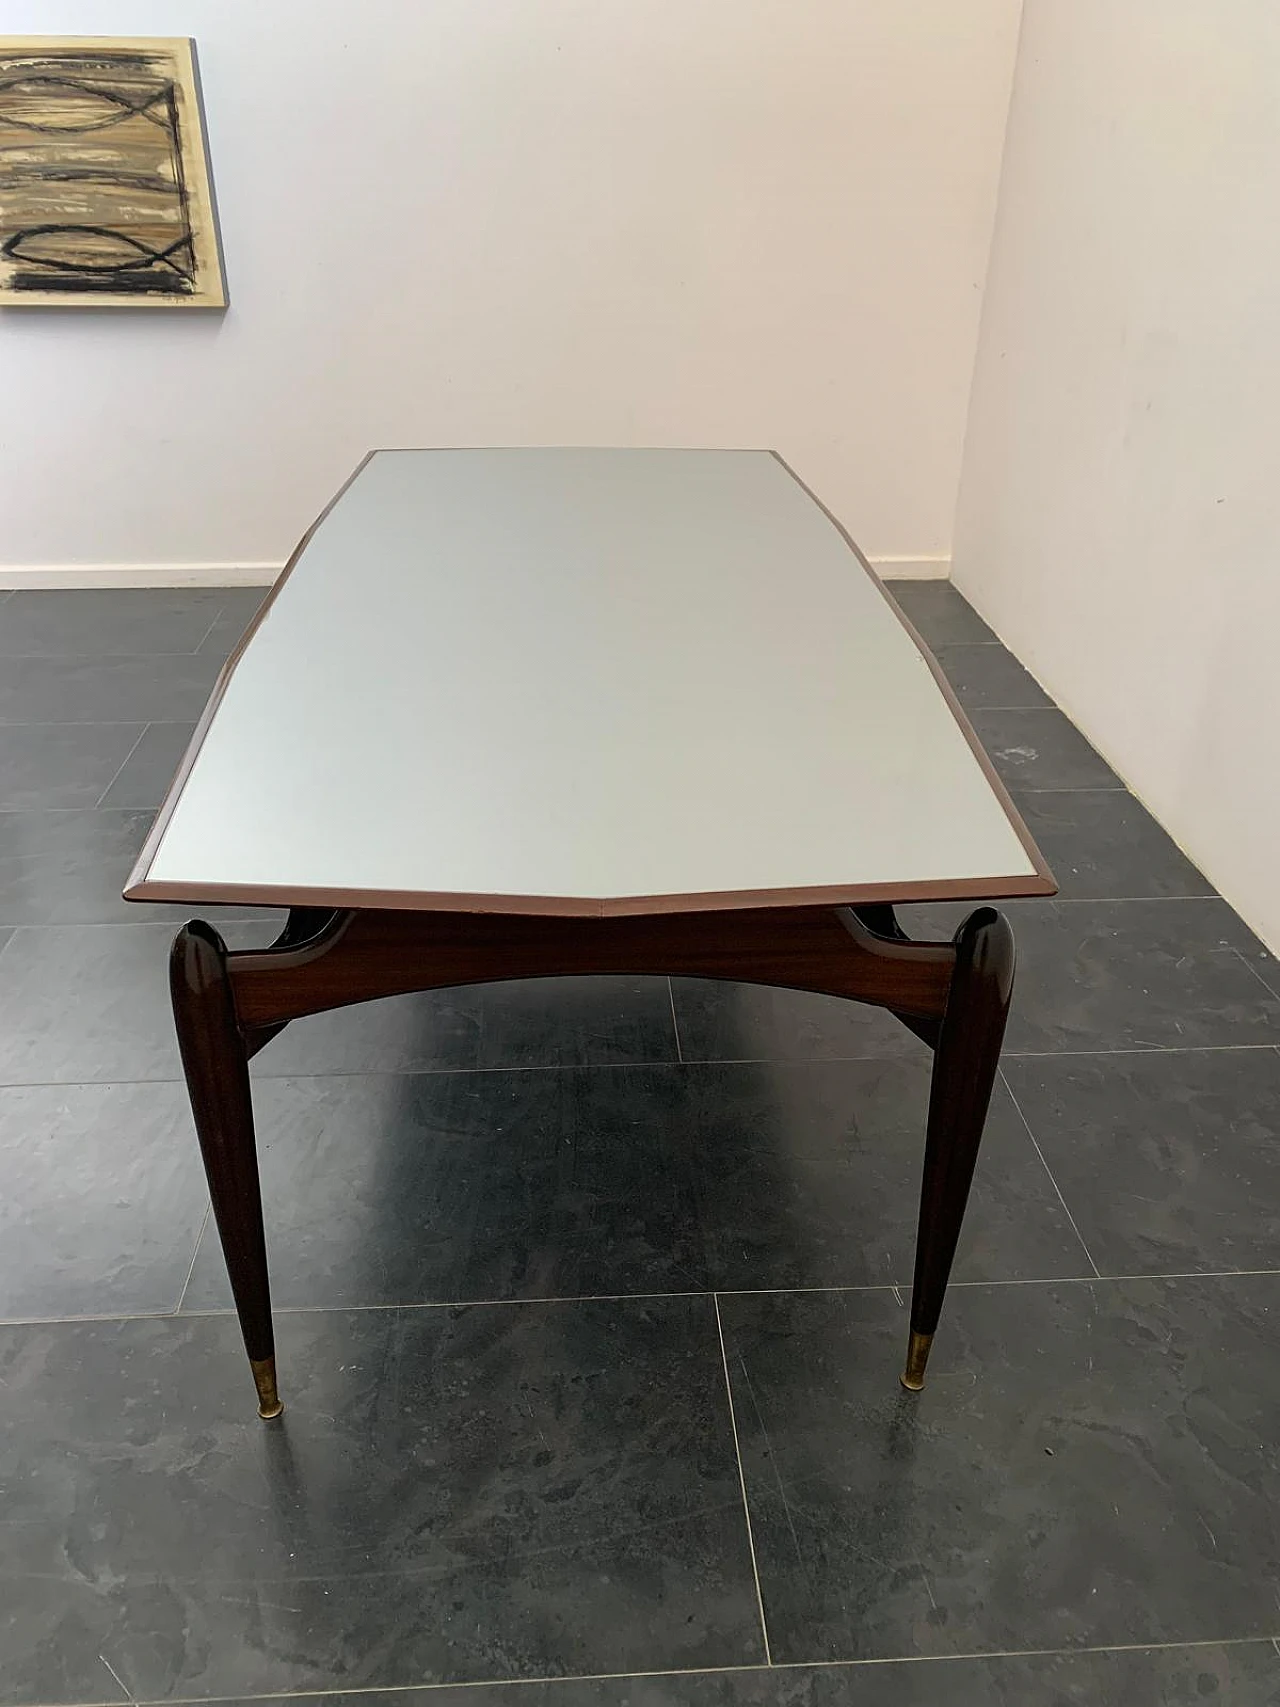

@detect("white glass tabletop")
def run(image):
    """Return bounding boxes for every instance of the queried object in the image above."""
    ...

[127,449,1052,916]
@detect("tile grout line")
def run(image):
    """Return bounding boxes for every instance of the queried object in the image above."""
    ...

[965,1265,1280,1283]
[92,724,150,808]
[13,1268,1280,1332]
[0,716,196,727]
[192,612,224,654]
[141,1676,775,1705]
[0,1042,1274,1097]
[0,805,184,816]
[666,976,684,1062]
[0,1307,186,1329]
[184,1286,714,1322]
[3,718,207,733]
[58,1632,1280,1704]
[1013,894,1222,905]
[1231,945,1280,1006]
[97,1651,138,1706]
[712,1292,773,1666]
[0,805,172,814]
[0,647,219,661]
[751,1634,1280,1671]
[999,1043,1277,1060]
[999,1067,1102,1279]
[0,716,203,730]
[173,1204,211,1314]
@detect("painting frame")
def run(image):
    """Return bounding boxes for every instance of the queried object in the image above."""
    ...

[0,35,227,309]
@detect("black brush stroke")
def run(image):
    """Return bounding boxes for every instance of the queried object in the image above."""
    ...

[0,165,181,194]
[163,79,194,280]
[0,73,171,133]
[1,53,157,70]
[10,266,191,296]
[3,224,193,276]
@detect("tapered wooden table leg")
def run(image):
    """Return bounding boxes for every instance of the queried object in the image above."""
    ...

[900,906,1015,1392]
[170,921,282,1420]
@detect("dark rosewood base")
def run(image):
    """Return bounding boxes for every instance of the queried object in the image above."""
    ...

[169,901,1014,1417]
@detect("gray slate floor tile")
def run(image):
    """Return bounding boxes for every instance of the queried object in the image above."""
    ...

[972,708,1122,791]
[0,920,273,1085]
[0,587,228,656]
[0,808,156,925]
[183,1065,714,1309]
[197,588,271,655]
[0,722,145,809]
[205,1643,1280,1704]
[671,979,922,1065]
[883,581,997,647]
[1012,789,1214,900]
[212,585,275,624]
[896,897,1280,1055]
[994,898,1280,1054]
[254,973,679,1076]
[182,1059,1087,1311]
[0,807,281,926]
[933,643,1052,710]
[0,1081,206,1318]
[0,651,222,724]
[686,1060,1087,1290]
[97,720,195,809]
[1004,1046,1280,1276]
[721,1276,1280,1663]
[0,1298,763,1702]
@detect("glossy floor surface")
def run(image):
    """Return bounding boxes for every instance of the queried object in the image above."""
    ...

[1,582,1278,1707]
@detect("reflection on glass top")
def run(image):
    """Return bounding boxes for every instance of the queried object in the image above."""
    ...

[134,449,1044,912]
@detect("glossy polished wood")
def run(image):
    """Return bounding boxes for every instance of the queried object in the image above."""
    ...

[169,921,281,1418]
[228,906,957,1032]
[903,907,1016,1389]
[172,899,1013,1413]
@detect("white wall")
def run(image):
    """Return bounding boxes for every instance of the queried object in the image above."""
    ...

[953,0,1280,951]
[0,0,1021,580]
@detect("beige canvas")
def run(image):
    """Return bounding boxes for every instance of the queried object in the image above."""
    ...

[0,36,225,307]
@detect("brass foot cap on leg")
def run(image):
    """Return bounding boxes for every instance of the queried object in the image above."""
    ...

[899,1330,933,1393]
[251,1355,284,1421]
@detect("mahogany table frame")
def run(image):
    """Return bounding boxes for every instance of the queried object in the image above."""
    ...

[171,894,1014,1420]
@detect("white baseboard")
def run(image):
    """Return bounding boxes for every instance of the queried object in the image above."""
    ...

[0,554,951,590]
[0,562,283,590]
[869,554,951,581]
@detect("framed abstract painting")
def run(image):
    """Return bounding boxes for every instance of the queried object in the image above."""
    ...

[0,36,226,307]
